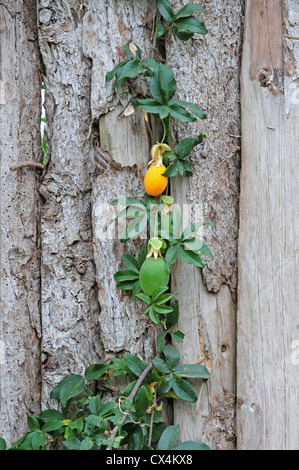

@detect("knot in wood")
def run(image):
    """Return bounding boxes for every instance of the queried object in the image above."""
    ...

[258,69,273,87]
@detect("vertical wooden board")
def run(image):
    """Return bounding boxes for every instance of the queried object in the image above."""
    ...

[91,107,156,359]
[38,0,156,404]
[237,0,299,450]
[84,0,157,362]
[0,2,42,444]
[165,0,243,448]
[38,0,104,403]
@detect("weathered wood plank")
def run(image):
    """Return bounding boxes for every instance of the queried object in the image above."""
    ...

[237,0,299,450]
[0,1,42,444]
[165,0,243,448]
[37,0,104,405]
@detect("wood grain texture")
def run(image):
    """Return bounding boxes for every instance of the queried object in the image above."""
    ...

[237,0,299,450]
[38,0,104,405]
[0,1,42,444]
[165,0,244,448]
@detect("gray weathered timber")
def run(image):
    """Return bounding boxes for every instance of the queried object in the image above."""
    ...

[237,0,299,450]
[83,0,157,360]
[91,107,156,359]
[38,0,104,405]
[165,0,243,448]
[38,0,156,408]
[0,1,42,444]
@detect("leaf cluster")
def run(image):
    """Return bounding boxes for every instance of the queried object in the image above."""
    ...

[156,0,208,41]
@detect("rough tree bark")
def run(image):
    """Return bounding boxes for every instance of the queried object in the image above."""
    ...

[237,0,299,450]
[0,0,42,444]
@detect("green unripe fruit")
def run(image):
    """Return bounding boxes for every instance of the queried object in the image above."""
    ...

[139,257,170,296]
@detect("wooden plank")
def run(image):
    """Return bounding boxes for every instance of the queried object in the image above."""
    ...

[237,0,299,450]
[165,0,243,449]
[0,2,42,444]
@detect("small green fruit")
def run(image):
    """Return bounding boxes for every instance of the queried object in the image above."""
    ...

[139,257,170,296]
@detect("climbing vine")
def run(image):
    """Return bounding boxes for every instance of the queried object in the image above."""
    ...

[0,1,213,451]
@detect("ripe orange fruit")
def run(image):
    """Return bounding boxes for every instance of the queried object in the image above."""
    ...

[144,164,168,197]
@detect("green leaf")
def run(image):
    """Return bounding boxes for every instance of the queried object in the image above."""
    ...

[198,242,214,259]
[165,244,178,271]
[42,419,65,432]
[114,269,140,282]
[157,0,175,22]
[152,357,171,374]
[150,63,177,104]
[132,98,170,119]
[0,438,6,450]
[80,438,94,450]
[123,41,142,59]
[111,196,144,207]
[142,58,160,74]
[123,354,147,378]
[174,16,208,35]
[138,245,148,268]
[156,20,165,38]
[63,438,82,450]
[31,431,47,450]
[132,280,142,301]
[50,374,85,407]
[154,293,173,305]
[172,27,194,41]
[149,237,163,251]
[168,103,196,122]
[166,299,179,329]
[149,305,160,324]
[69,418,84,433]
[130,426,144,450]
[115,59,144,88]
[181,222,205,239]
[136,292,152,304]
[158,375,172,394]
[156,331,167,353]
[163,344,180,369]
[105,60,129,83]
[179,245,205,267]
[39,409,64,421]
[154,305,173,314]
[170,376,197,402]
[172,330,185,343]
[117,280,137,291]
[176,134,204,158]
[88,395,101,415]
[27,416,40,431]
[122,253,140,273]
[163,162,179,177]
[151,286,169,302]
[174,441,211,450]
[171,99,206,119]
[161,195,174,205]
[134,385,151,417]
[85,363,109,380]
[174,3,205,19]
[156,424,180,450]
[173,364,210,379]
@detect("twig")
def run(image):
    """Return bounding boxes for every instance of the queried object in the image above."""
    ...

[106,359,154,450]
[285,34,299,40]
[147,387,157,448]
[10,162,44,171]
